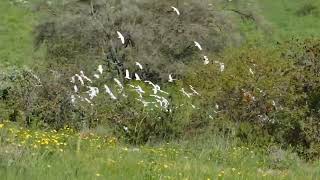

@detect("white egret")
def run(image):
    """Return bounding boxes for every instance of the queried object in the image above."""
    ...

[168,74,176,82]
[71,76,75,83]
[171,6,180,15]
[189,85,200,96]
[180,88,192,98]
[104,85,117,100]
[74,85,78,93]
[71,95,76,104]
[80,71,92,83]
[75,74,84,85]
[125,69,131,79]
[86,86,99,99]
[249,68,254,75]
[93,74,100,79]
[135,73,141,81]
[97,65,103,74]
[114,78,124,92]
[117,31,125,44]
[194,41,202,51]
[135,62,143,70]
[203,56,209,65]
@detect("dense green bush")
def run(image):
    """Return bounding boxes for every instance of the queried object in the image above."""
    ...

[184,38,320,159]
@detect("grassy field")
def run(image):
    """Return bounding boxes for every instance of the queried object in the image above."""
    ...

[258,0,320,39]
[1,121,320,180]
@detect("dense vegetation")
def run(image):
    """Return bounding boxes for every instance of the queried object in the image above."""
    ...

[1,0,320,179]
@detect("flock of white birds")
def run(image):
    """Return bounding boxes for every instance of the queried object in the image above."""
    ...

[70,5,230,114]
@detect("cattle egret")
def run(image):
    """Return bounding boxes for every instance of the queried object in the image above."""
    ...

[194,41,202,51]
[171,6,180,15]
[125,69,131,79]
[117,31,125,44]
[80,71,92,83]
[180,88,192,98]
[71,95,76,104]
[74,85,78,93]
[86,86,99,99]
[104,85,117,100]
[189,85,200,96]
[114,78,124,92]
[71,76,75,83]
[214,61,225,72]
[75,74,84,85]
[168,74,176,82]
[203,56,209,65]
[93,74,100,79]
[135,62,143,70]
[135,73,141,81]
[249,68,254,75]
[97,65,103,74]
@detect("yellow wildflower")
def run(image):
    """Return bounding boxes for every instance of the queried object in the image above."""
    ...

[0,124,4,128]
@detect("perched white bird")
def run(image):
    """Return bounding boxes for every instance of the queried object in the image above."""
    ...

[220,63,225,72]
[97,65,103,74]
[104,85,117,100]
[135,73,141,81]
[194,41,202,51]
[114,78,124,92]
[93,74,100,79]
[80,71,92,83]
[74,85,78,93]
[125,69,131,79]
[168,74,176,82]
[214,61,225,72]
[71,95,76,104]
[171,6,180,15]
[117,31,125,44]
[75,74,84,85]
[71,76,75,83]
[203,56,209,65]
[189,85,200,96]
[135,62,143,70]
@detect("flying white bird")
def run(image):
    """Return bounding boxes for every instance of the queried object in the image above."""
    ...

[125,69,131,79]
[135,62,143,70]
[180,88,192,98]
[117,31,125,44]
[74,85,78,93]
[168,74,176,82]
[97,65,103,74]
[86,86,99,99]
[75,74,84,85]
[114,78,124,92]
[194,41,202,51]
[104,85,117,100]
[80,71,92,83]
[171,6,180,15]
[189,85,200,96]
[93,74,100,79]
[249,68,254,75]
[203,56,209,65]
[135,73,141,81]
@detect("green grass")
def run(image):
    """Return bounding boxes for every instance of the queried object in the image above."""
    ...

[258,0,320,39]
[0,1,42,67]
[0,122,320,180]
